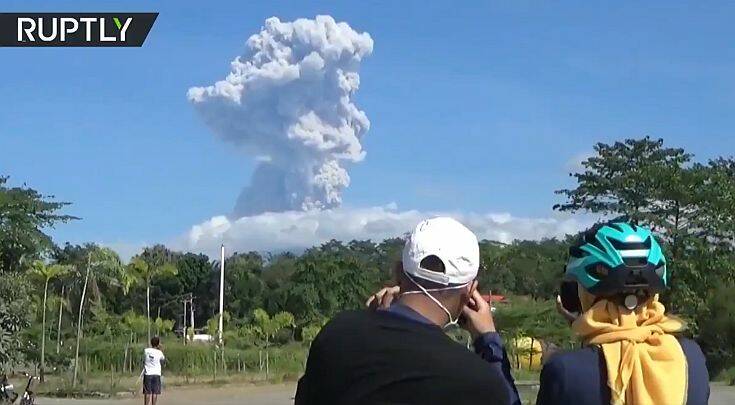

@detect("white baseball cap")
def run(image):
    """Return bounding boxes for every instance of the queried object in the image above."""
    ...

[402,217,480,286]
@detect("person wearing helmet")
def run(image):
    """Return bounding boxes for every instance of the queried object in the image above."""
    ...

[537,221,709,405]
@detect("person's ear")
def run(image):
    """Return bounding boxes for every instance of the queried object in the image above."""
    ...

[467,280,479,297]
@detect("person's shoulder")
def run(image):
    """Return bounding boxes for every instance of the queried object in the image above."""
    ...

[677,337,709,377]
[332,309,370,322]
[316,310,371,336]
[324,309,370,327]
[541,351,568,378]
[542,345,601,377]
[677,337,705,358]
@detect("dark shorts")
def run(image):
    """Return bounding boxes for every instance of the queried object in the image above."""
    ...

[143,375,161,395]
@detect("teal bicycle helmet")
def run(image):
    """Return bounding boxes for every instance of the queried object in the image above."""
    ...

[564,221,667,299]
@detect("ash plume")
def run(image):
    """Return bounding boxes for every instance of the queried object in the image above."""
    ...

[188,16,373,217]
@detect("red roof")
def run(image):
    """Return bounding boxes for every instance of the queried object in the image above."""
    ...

[482,294,507,303]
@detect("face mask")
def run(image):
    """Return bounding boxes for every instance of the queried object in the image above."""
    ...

[402,270,470,328]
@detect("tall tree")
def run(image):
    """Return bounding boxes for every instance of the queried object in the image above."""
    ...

[0,176,77,273]
[176,253,214,326]
[555,137,694,242]
[71,247,121,388]
[553,136,735,350]
[0,272,32,365]
[31,261,71,381]
[247,309,294,378]
[224,252,265,319]
[128,247,177,342]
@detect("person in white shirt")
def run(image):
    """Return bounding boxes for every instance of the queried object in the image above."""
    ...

[142,336,165,405]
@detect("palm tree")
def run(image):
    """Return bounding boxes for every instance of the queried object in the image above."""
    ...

[31,261,71,382]
[249,309,294,379]
[127,258,177,342]
[55,286,69,355]
[72,247,122,388]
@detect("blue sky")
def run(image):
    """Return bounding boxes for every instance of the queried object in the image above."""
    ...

[2,1,735,255]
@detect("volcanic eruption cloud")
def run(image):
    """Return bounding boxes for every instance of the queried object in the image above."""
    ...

[182,16,589,256]
[188,16,372,217]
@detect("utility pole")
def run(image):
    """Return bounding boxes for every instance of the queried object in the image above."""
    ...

[182,293,194,345]
[218,244,225,346]
[182,298,187,345]
[190,296,195,336]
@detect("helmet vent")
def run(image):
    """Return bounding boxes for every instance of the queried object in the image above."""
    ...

[623,257,648,267]
[610,237,651,251]
[569,246,585,258]
[586,264,609,280]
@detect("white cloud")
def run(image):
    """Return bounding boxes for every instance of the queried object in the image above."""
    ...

[175,205,594,258]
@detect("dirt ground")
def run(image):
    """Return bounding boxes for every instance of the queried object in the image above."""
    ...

[35,383,295,405]
[34,383,735,405]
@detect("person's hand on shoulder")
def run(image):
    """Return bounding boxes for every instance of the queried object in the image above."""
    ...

[555,295,579,324]
[462,289,496,338]
[366,286,400,310]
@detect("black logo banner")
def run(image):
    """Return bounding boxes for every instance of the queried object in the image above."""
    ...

[0,13,158,47]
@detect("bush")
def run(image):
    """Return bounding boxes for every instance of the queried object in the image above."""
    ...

[697,282,735,377]
[0,273,33,366]
[70,337,307,377]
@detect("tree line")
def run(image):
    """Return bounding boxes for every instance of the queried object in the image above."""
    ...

[1,136,734,382]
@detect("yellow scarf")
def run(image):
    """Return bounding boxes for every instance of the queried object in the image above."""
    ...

[572,289,688,405]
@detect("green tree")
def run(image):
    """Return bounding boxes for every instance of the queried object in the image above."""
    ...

[0,273,32,366]
[206,311,231,339]
[285,241,381,325]
[154,317,175,336]
[0,176,77,273]
[248,309,294,378]
[72,247,122,387]
[553,137,735,371]
[555,137,693,229]
[698,282,735,377]
[122,311,149,342]
[300,324,322,347]
[128,253,177,342]
[224,252,265,319]
[176,253,214,326]
[30,261,71,381]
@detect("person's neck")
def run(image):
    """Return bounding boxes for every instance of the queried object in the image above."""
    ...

[397,294,450,326]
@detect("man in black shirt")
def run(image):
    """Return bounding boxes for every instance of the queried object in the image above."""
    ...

[295,217,515,405]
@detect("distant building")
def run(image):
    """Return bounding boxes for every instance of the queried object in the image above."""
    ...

[187,334,214,343]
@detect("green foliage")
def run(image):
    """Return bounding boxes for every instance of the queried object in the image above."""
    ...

[300,320,327,347]
[74,338,307,377]
[284,241,384,325]
[154,317,175,336]
[0,272,32,365]
[206,311,231,338]
[31,261,72,287]
[698,283,735,377]
[554,137,693,224]
[122,311,149,340]
[555,137,735,371]
[4,137,735,379]
[479,240,567,299]
[248,309,295,348]
[0,176,77,273]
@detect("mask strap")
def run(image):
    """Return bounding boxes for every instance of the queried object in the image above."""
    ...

[402,270,469,328]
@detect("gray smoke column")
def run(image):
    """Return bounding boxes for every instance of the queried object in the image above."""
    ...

[188,16,373,217]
